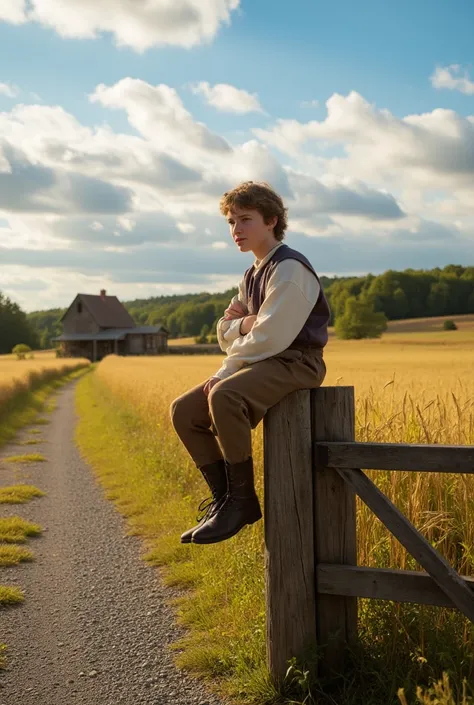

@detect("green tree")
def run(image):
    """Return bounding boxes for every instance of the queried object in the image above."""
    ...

[195,324,210,344]
[0,292,39,354]
[335,296,388,339]
[427,281,450,315]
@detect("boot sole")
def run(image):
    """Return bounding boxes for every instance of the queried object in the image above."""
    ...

[191,511,262,545]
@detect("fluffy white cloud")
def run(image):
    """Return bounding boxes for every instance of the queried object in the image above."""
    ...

[0,0,240,51]
[0,0,25,24]
[90,79,231,159]
[431,65,474,95]
[1,79,471,311]
[190,82,263,113]
[0,143,133,214]
[254,91,474,193]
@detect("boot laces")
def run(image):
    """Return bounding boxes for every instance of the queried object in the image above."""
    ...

[196,494,225,522]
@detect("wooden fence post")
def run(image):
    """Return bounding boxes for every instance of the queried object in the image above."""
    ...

[264,389,315,683]
[312,386,358,673]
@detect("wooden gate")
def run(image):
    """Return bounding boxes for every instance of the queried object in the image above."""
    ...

[263,386,474,681]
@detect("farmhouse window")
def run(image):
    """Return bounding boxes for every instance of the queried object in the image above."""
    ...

[77,302,82,314]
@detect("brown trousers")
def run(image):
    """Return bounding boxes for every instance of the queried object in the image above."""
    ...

[169,348,326,468]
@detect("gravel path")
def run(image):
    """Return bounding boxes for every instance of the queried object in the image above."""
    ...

[0,383,227,705]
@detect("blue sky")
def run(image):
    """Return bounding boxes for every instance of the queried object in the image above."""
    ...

[0,0,473,311]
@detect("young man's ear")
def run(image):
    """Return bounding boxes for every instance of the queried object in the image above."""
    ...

[268,216,278,231]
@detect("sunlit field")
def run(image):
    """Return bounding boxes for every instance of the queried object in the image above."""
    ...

[75,327,474,704]
[0,351,90,410]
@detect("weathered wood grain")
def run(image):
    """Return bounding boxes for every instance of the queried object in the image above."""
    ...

[264,389,315,682]
[317,564,474,607]
[312,386,358,673]
[316,441,474,473]
[336,467,474,623]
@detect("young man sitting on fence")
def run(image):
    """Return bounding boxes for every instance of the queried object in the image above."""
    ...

[170,181,330,545]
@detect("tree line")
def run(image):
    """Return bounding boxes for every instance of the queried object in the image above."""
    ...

[0,292,40,355]
[1,263,473,353]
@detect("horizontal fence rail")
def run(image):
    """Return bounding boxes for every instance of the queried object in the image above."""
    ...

[263,385,474,682]
[317,564,474,608]
[315,441,474,472]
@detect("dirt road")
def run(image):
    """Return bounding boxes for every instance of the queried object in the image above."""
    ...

[0,383,225,705]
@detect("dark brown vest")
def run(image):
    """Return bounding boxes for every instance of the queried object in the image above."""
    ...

[243,244,330,350]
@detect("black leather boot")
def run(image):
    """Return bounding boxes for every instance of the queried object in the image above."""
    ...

[191,457,262,545]
[180,459,228,544]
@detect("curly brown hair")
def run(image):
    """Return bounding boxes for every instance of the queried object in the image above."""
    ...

[219,181,288,241]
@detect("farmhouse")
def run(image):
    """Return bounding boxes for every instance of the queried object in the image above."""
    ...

[53,290,168,361]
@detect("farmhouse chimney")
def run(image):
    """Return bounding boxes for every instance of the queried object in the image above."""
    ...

[100,289,107,298]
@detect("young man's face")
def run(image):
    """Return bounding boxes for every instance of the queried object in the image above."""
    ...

[226,206,278,254]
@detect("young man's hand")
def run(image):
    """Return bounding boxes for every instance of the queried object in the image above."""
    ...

[223,301,257,335]
[224,301,247,320]
[203,376,221,398]
[239,315,257,335]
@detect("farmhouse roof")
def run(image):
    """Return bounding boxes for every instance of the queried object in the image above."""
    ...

[60,292,136,328]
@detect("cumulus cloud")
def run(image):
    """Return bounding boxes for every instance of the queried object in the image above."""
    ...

[0,0,240,52]
[254,91,474,192]
[90,78,231,158]
[190,82,264,113]
[288,171,404,222]
[0,0,25,24]
[1,79,471,310]
[0,143,133,214]
[431,64,474,95]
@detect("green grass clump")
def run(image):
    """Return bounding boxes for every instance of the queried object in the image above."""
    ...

[0,585,24,606]
[2,454,46,464]
[0,544,34,566]
[19,439,42,445]
[0,484,45,503]
[0,517,42,543]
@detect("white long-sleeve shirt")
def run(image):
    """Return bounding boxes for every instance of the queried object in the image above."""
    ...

[214,242,321,380]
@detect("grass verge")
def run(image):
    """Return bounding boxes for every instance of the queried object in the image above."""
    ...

[75,371,268,704]
[0,517,42,543]
[2,454,47,464]
[0,586,24,607]
[75,371,474,705]
[0,365,90,449]
[0,485,45,503]
[0,544,34,566]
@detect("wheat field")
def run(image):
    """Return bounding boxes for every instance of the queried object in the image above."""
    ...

[72,328,474,703]
[94,332,474,568]
[0,351,90,410]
